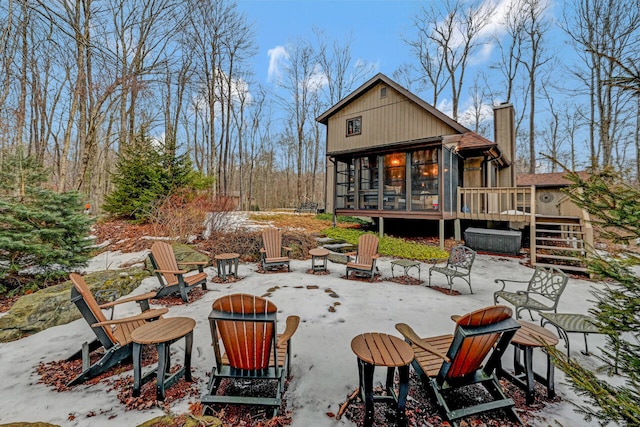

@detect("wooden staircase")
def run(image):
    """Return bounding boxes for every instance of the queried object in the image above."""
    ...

[533,215,589,273]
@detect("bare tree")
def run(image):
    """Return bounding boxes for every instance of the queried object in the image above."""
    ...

[407,0,494,120]
[562,0,640,169]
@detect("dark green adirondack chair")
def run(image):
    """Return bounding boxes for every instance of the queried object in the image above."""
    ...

[202,293,300,417]
[396,305,523,427]
[67,273,167,386]
[148,241,209,302]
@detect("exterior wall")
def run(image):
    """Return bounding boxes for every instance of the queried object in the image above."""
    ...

[463,158,483,187]
[326,82,458,154]
[535,188,565,216]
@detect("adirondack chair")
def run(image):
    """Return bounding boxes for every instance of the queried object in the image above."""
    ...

[345,234,380,281]
[202,293,300,417]
[260,228,292,271]
[67,273,168,386]
[396,305,523,427]
[494,266,569,320]
[428,245,476,293]
[148,241,209,302]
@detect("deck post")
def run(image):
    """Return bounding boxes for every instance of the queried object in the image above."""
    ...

[454,219,461,241]
[379,217,384,237]
[530,186,537,266]
[439,219,445,250]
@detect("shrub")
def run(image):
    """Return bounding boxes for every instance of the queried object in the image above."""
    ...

[321,228,449,260]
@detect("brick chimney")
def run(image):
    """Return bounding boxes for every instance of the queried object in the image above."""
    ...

[493,103,516,187]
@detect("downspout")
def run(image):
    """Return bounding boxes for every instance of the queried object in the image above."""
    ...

[328,156,337,228]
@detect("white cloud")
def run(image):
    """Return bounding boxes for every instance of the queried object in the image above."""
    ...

[267,45,289,83]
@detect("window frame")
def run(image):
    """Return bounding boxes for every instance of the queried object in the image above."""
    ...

[346,116,362,136]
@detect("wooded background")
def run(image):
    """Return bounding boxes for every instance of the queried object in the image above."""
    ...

[1,0,638,212]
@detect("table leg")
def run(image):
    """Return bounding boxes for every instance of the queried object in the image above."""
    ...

[361,360,375,427]
[523,346,535,404]
[513,345,523,375]
[132,342,143,397]
[546,351,555,398]
[233,258,239,277]
[397,365,410,427]
[185,331,193,382]
[157,342,168,401]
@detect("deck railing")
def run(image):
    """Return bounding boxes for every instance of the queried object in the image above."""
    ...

[457,186,535,222]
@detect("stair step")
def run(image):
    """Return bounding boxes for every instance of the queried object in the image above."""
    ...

[536,236,585,243]
[536,245,586,253]
[536,228,584,235]
[534,262,590,273]
[536,253,585,262]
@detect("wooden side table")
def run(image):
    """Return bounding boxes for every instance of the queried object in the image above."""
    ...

[498,320,559,404]
[309,247,330,272]
[131,317,195,401]
[214,252,240,280]
[390,259,421,283]
[351,332,414,427]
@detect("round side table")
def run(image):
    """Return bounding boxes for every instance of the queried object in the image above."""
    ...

[351,332,414,426]
[131,317,195,401]
[214,252,240,280]
[309,247,330,272]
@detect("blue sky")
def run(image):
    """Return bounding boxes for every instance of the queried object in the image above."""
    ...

[236,0,420,86]
[235,0,571,125]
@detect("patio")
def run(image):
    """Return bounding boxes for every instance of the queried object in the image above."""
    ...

[0,251,606,426]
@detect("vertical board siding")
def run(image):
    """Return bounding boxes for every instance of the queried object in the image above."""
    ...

[327,83,458,154]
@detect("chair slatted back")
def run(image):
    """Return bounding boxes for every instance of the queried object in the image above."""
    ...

[440,305,516,380]
[212,294,278,372]
[150,241,180,285]
[69,273,118,347]
[356,234,379,266]
[529,266,568,302]
[262,229,283,259]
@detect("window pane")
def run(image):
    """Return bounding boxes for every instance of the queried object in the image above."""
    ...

[336,159,354,209]
[410,149,439,211]
[383,153,406,210]
[359,156,378,209]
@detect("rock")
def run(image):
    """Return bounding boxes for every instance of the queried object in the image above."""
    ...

[137,415,222,427]
[0,268,150,343]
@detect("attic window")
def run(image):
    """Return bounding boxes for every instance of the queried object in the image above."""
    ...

[346,117,361,136]
[380,86,387,98]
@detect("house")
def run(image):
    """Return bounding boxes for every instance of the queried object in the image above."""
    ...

[316,73,592,273]
[316,73,517,244]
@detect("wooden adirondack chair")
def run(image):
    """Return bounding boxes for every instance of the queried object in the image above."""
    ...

[345,234,380,281]
[260,228,292,271]
[148,241,209,302]
[428,245,476,293]
[67,273,168,386]
[202,293,300,417]
[494,266,569,320]
[396,305,523,427]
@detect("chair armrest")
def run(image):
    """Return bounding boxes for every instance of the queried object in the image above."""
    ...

[277,315,300,346]
[344,251,356,256]
[395,323,450,362]
[450,314,461,322]
[494,278,529,292]
[91,308,168,327]
[154,268,188,275]
[259,248,266,253]
[98,291,157,309]
[371,254,380,259]
[282,246,292,255]
[178,260,208,265]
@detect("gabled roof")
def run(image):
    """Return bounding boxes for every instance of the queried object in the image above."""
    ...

[316,73,470,135]
[517,171,590,187]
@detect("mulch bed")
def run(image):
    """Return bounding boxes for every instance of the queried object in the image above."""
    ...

[337,371,558,426]
[150,287,208,306]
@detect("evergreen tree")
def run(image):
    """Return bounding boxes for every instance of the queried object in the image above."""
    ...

[549,168,640,425]
[103,133,203,222]
[0,150,93,291]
